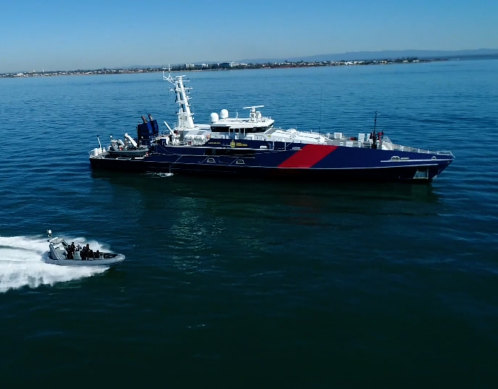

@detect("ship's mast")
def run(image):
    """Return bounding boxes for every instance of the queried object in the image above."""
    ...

[163,71,195,130]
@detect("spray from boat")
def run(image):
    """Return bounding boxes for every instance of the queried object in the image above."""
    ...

[0,235,109,293]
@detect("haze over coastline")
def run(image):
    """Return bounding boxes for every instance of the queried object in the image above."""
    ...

[1,0,497,73]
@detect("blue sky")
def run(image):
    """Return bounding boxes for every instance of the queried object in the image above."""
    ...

[1,0,497,72]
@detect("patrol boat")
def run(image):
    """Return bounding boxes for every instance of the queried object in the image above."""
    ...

[45,230,125,266]
[89,74,454,182]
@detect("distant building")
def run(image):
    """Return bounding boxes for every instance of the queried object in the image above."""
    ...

[219,62,235,69]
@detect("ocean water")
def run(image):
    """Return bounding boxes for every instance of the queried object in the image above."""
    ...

[1,60,497,387]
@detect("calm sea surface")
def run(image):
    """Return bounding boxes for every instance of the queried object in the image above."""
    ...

[1,60,497,387]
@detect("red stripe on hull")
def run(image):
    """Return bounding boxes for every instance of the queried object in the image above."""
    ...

[278,145,338,168]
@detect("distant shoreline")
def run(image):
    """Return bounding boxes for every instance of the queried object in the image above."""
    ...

[0,57,443,79]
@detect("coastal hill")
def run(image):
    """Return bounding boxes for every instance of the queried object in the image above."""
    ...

[240,48,498,64]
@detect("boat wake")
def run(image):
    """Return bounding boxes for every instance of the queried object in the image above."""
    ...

[0,235,108,293]
[149,172,174,178]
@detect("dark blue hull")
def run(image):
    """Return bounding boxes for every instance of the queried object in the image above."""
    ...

[90,142,454,182]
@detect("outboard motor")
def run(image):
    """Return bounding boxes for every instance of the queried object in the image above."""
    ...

[137,114,159,146]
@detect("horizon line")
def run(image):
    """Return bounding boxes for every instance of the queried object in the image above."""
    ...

[2,48,498,75]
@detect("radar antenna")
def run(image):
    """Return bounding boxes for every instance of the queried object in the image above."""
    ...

[162,69,195,130]
[243,105,264,110]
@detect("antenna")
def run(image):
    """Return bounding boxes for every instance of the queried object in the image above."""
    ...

[162,69,172,84]
[371,111,379,149]
[163,73,195,129]
[243,105,264,110]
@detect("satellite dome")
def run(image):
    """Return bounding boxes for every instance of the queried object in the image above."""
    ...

[210,112,219,123]
[220,109,229,119]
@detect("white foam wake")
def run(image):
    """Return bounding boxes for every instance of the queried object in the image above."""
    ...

[0,235,108,293]
[148,172,174,178]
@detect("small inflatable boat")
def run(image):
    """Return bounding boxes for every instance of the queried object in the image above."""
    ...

[44,230,125,266]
